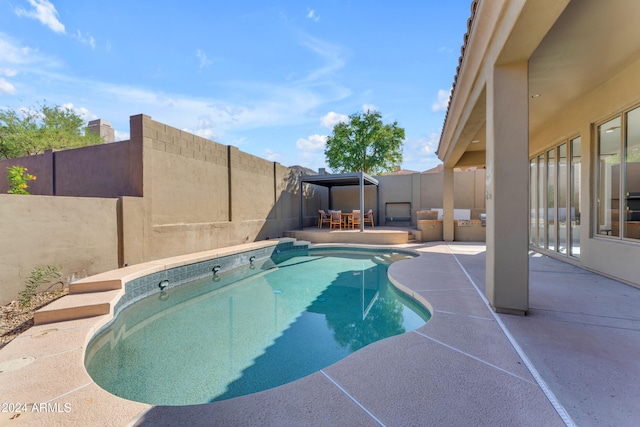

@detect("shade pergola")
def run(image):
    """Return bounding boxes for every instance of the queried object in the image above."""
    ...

[299,172,379,231]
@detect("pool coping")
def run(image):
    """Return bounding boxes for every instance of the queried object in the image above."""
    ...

[0,241,568,426]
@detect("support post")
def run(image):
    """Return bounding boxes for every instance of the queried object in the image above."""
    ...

[359,172,365,232]
[485,62,529,315]
[443,167,454,241]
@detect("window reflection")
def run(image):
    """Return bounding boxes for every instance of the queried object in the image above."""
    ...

[530,158,537,246]
[558,144,567,254]
[597,117,621,237]
[570,137,581,257]
[625,107,640,239]
[538,154,545,248]
[547,149,556,251]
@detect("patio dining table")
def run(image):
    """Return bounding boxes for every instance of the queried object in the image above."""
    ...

[340,212,354,229]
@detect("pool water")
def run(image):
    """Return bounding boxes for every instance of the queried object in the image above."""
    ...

[85,249,431,405]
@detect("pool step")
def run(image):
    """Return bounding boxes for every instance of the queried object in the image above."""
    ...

[34,289,123,325]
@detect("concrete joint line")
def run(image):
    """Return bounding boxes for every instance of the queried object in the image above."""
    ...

[445,244,577,427]
[433,310,495,321]
[39,346,83,360]
[44,381,93,404]
[415,288,476,292]
[412,330,536,384]
[320,370,386,427]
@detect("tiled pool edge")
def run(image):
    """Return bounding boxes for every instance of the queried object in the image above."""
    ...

[111,239,308,320]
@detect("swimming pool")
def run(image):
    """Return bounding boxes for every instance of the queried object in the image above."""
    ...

[85,247,431,405]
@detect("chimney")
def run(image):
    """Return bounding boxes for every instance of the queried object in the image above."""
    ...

[88,119,115,143]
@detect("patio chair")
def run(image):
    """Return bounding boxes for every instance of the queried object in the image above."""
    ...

[330,210,342,229]
[318,210,331,228]
[364,209,374,228]
[352,210,361,228]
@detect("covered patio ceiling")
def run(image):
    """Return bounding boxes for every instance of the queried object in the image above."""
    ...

[298,172,379,231]
[439,0,640,168]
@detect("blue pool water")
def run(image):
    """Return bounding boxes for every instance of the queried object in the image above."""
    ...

[85,248,431,405]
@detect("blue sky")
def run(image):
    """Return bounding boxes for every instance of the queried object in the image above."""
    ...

[0,0,471,172]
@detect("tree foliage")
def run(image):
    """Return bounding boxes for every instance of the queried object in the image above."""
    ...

[324,110,404,175]
[0,103,103,159]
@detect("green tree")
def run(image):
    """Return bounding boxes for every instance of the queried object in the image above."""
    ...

[324,110,404,175]
[0,103,103,159]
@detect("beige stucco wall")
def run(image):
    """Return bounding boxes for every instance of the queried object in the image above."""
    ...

[131,114,307,262]
[0,151,55,195]
[0,194,119,305]
[368,170,486,226]
[309,170,486,227]
[529,56,640,286]
[0,141,142,198]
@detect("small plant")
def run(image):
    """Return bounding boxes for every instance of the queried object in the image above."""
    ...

[18,265,62,308]
[7,165,36,195]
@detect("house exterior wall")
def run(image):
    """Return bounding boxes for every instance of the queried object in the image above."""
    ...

[437,0,640,292]
[529,56,640,286]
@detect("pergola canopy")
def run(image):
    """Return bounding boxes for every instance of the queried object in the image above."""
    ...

[299,172,379,231]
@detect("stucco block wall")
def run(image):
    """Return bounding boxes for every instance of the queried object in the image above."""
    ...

[231,148,277,222]
[0,141,142,198]
[54,141,142,197]
[376,170,486,225]
[0,151,54,195]
[331,186,378,212]
[131,114,307,262]
[0,194,119,305]
[529,55,640,286]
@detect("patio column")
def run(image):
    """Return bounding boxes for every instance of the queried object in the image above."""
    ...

[359,172,365,232]
[443,167,454,241]
[485,62,529,315]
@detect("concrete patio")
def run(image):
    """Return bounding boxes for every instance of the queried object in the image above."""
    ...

[1,241,638,426]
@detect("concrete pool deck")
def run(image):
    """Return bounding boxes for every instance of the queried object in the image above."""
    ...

[1,241,639,426]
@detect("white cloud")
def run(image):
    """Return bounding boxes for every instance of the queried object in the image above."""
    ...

[183,117,219,141]
[0,78,16,95]
[114,129,129,142]
[61,103,98,121]
[362,103,378,113]
[196,49,212,69]
[307,9,320,22]
[297,36,346,85]
[15,0,65,34]
[263,148,281,162]
[296,134,326,151]
[74,30,95,49]
[400,133,441,171]
[320,111,348,128]
[432,88,451,112]
[0,35,37,65]
[1,68,17,77]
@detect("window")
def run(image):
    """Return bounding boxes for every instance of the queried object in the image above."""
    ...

[530,138,581,257]
[557,144,568,254]
[547,149,556,251]
[596,106,640,241]
[537,154,545,248]
[570,137,581,257]
[597,117,621,237]
[625,108,640,239]
[530,158,537,246]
